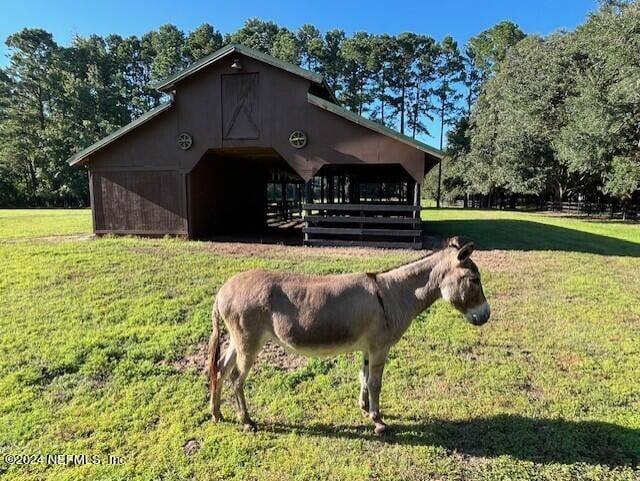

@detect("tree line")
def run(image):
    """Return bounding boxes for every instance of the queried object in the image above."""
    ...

[0,1,638,216]
[0,20,470,207]
[441,0,640,218]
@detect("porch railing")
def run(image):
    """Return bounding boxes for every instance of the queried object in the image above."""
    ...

[302,203,422,249]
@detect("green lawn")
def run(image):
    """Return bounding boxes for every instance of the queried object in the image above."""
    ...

[0,209,92,240]
[0,209,638,480]
[422,208,640,256]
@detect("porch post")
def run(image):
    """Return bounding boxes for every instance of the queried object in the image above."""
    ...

[413,181,421,221]
[281,180,287,221]
[304,181,312,243]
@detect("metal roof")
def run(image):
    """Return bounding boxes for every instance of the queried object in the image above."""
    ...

[307,93,443,160]
[67,101,172,166]
[153,43,327,92]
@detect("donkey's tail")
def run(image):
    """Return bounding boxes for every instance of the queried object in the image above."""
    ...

[207,299,222,415]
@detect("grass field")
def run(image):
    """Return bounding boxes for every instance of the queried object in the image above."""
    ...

[0,208,638,480]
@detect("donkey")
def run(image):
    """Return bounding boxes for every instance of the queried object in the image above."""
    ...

[207,237,490,435]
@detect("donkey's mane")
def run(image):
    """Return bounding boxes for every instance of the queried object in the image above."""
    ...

[372,246,448,277]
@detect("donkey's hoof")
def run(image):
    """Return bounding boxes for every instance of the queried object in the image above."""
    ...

[243,420,257,433]
[374,423,391,436]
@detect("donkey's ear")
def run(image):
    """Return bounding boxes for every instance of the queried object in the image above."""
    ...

[457,242,475,261]
[448,236,463,249]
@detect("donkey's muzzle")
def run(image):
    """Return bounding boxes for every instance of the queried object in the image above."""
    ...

[465,302,490,326]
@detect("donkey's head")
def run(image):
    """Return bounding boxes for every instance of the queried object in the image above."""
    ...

[439,237,490,326]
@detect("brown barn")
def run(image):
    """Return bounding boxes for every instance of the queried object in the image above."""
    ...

[68,44,442,248]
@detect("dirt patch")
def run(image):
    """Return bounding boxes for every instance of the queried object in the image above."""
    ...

[256,340,307,371]
[172,342,209,373]
[191,238,539,274]
[472,250,513,272]
[192,240,426,261]
[183,439,201,456]
[527,387,546,402]
[186,236,544,272]
[472,249,544,274]
[172,335,306,374]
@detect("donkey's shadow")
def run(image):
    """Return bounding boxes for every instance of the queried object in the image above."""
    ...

[265,414,639,468]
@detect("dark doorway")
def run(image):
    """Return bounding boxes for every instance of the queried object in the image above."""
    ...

[187,148,304,241]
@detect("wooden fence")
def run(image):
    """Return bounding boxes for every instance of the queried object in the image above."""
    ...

[303,203,422,249]
[446,197,639,220]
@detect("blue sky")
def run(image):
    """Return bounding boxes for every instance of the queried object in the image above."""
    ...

[0,0,598,144]
[0,0,598,62]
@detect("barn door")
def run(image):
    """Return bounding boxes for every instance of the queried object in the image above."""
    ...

[221,73,260,140]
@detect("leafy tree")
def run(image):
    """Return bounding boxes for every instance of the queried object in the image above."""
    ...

[408,36,438,139]
[468,34,577,202]
[340,32,376,114]
[464,21,525,112]
[556,1,640,209]
[0,29,59,203]
[228,18,281,54]
[271,29,301,64]
[603,156,640,219]
[145,24,187,81]
[386,33,423,135]
[318,29,346,95]
[442,117,471,202]
[458,4,639,213]
[466,21,525,82]
[109,35,159,116]
[598,0,635,9]
[368,34,396,125]
[462,84,505,199]
[184,24,223,63]
[297,24,324,71]
[431,36,464,207]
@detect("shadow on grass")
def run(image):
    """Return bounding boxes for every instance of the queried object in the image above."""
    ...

[266,415,639,467]
[422,218,640,257]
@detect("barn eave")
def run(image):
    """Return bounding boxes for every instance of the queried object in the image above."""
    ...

[307,93,443,163]
[67,101,173,166]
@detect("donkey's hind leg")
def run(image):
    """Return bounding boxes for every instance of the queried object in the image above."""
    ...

[358,354,369,414]
[211,342,237,422]
[232,342,262,432]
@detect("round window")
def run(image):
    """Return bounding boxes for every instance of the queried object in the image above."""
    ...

[288,130,308,149]
[178,133,193,150]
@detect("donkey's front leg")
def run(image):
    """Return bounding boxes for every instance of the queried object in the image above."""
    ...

[358,354,369,414]
[366,347,390,436]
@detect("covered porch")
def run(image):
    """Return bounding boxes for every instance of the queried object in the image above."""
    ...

[187,150,422,248]
[302,164,422,249]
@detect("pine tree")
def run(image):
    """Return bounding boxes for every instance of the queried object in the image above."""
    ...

[432,36,464,208]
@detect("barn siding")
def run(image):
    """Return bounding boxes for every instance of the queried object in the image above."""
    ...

[92,170,187,235]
